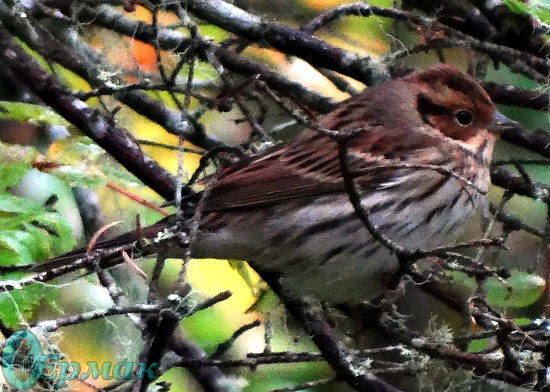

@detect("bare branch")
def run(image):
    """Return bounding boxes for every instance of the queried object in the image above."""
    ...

[0,22,177,200]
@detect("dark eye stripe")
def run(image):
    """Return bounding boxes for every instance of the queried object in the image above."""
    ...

[417,93,450,126]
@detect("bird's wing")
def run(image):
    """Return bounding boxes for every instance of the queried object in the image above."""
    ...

[203,125,427,211]
[205,135,341,210]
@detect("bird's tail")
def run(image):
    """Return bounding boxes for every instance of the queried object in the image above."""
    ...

[30,220,170,273]
[30,197,199,274]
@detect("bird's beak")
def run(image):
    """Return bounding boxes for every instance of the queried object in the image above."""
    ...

[488,111,518,134]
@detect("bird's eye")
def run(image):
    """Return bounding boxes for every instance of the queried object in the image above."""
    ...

[454,110,474,126]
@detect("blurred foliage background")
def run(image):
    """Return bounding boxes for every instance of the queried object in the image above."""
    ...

[1,0,550,391]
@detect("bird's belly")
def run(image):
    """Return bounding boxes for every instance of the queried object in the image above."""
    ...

[195,181,482,303]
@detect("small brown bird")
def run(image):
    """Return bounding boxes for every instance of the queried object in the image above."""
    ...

[36,65,509,303]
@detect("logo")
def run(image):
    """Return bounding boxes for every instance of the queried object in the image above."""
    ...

[2,330,42,390]
[2,330,158,390]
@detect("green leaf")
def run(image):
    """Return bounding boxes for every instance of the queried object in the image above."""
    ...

[486,270,545,308]
[502,0,530,14]
[0,143,36,193]
[228,259,256,292]
[0,231,32,262]
[0,194,74,264]
[0,101,70,127]
[180,305,234,354]
[197,24,231,43]
[0,214,35,230]
[0,290,22,328]
[445,270,477,293]
[246,289,279,314]
[0,163,29,190]
[467,339,489,352]
[0,250,18,264]
[503,0,550,26]
[31,212,75,254]
[534,8,550,25]
[50,165,106,188]
[514,317,531,326]
[101,165,142,187]
[54,136,104,162]
[4,229,45,262]
[0,194,41,214]
[0,212,74,263]
[0,278,59,328]
[22,224,55,261]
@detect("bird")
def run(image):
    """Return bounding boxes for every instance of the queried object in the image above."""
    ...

[33,64,509,304]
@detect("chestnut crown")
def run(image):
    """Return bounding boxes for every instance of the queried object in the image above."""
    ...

[406,65,496,142]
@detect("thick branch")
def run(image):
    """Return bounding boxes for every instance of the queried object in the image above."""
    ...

[483,82,550,112]
[0,3,223,150]
[261,270,403,392]
[491,167,550,203]
[72,5,337,114]
[0,23,176,200]
[185,0,389,85]
[500,127,550,161]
